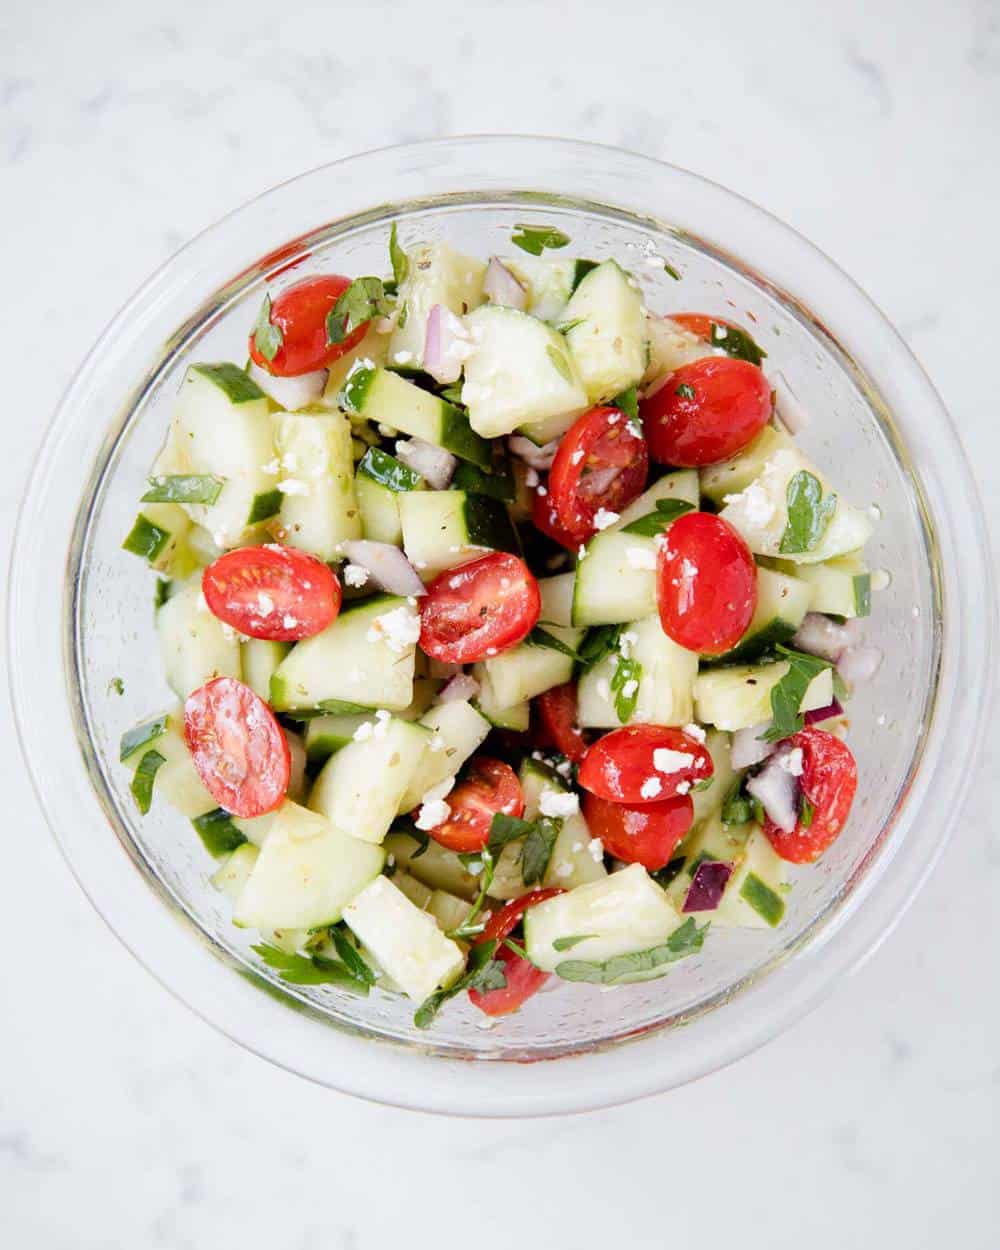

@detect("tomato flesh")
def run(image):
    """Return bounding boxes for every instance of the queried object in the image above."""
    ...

[202,544,341,641]
[656,511,757,655]
[641,356,771,467]
[469,889,562,1017]
[535,683,588,763]
[418,553,541,664]
[183,677,290,819]
[578,725,713,805]
[545,406,648,545]
[248,274,368,377]
[582,791,694,871]
[422,758,524,853]
[531,491,584,553]
[764,728,858,864]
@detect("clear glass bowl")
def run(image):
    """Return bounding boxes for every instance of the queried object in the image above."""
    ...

[9,137,994,1116]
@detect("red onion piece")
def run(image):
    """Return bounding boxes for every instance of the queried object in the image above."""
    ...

[423,304,474,384]
[773,371,809,434]
[746,754,800,832]
[438,673,481,704]
[791,613,860,662]
[247,362,328,411]
[804,699,844,725]
[730,723,776,769]
[836,644,883,687]
[508,435,561,471]
[394,437,456,490]
[340,540,426,597]
[484,257,528,311]
[683,859,734,913]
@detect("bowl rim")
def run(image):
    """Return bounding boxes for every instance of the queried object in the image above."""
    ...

[8,135,996,1115]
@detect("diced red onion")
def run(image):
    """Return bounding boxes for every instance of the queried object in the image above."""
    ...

[340,540,426,597]
[804,699,844,725]
[791,613,860,662]
[438,673,481,704]
[746,754,800,833]
[773,371,809,434]
[730,723,776,769]
[682,859,734,913]
[394,437,456,489]
[423,304,474,385]
[247,361,328,411]
[508,435,561,471]
[836,644,883,687]
[484,257,528,311]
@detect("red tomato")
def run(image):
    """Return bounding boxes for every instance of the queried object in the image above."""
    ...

[418,553,541,664]
[423,758,524,853]
[578,725,713,805]
[469,889,562,1017]
[764,728,858,864]
[582,791,694,871]
[183,677,290,819]
[669,312,742,343]
[641,356,771,467]
[248,274,368,376]
[202,544,341,642]
[656,511,757,655]
[546,406,649,545]
[530,491,583,552]
[535,683,588,763]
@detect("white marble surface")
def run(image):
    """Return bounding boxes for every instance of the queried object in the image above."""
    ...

[3,1,998,1245]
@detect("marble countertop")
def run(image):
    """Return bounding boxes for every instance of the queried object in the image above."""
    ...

[2,1,997,1245]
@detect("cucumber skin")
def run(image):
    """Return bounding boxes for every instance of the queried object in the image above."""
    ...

[358,446,424,492]
[462,493,521,554]
[122,515,170,562]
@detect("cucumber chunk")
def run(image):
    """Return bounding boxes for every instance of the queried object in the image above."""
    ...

[426,888,471,934]
[241,639,291,701]
[343,875,466,1002]
[399,489,519,579]
[699,426,793,506]
[661,812,752,911]
[502,255,596,323]
[572,531,658,627]
[563,260,646,403]
[388,241,486,367]
[270,595,418,714]
[304,713,373,763]
[355,446,424,545]
[474,615,583,710]
[392,869,434,911]
[473,684,530,730]
[397,700,491,814]
[642,314,710,386]
[576,614,698,728]
[609,469,700,532]
[690,729,738,828]
[211,843,259,905]
[122,502,198,577]
[768,553,871,618]
[156,577,241,698]
[718,566,811,663]
[461,305,589,441]
[322,324,389,401]
[121,708,217,818]
[383,831,480,901]
[234,800,385,930]
[664,816,788,929]
[693,660,834,731]
[272,410,361,560]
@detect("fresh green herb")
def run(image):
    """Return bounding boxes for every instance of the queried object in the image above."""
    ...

[511,223,571,256]
[652,856,687,889]
[191,808,246,857]
[388,222,408,288]
[675,382,696,400]
[555,918,708,984]
[610,386,638,421]
[247,488,283,525]
[610,656,642,722]
[503,937,529,961]
[662,260,681,281]
[709,322,766,366]
[521,817,560,886]
[621,497,695,537]
[120,714,168,763]
[525,626,580,661]
[447,850,496,940]
[191,362,266,404]
[721,782,755,826]
[691,777,713,793]
[108,677,125,696]
[556,317,586,335]
[141,474,225,505]
[326,277,391,345]
[328,926,377,986]
[486,812,534,856]
[779,470,837,555]
[438,380,464,406]
[799,797,815,829]
[762,645,833,742]
[546,344,573,384]
[397,301,408,330]
[130,749,165,815]
[577,624,623,672]
[739,873,785,927]
[552,934,593,952]
[122,514,170,562]
[414,939,507,1028]
[251,295,283,363]
[154,578,173,610]
[252,943,371,993]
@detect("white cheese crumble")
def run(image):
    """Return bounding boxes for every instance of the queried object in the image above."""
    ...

[538,787,580,819]
[620,678,638,699]
[277,478,309,496]
[367,606,420,653]
[524,467,539,488]
[593,507,620,531]
[393,351,415,365]
[778,747,804,777]
[625,546,656,570]
[639,776,662,799]
[570,449,584,465]
[343,563,370,588]
[578,544,588,561]
[653,747,694,773]
[618,630,638,659]
[682,722,707,744]
[280,451,299,472]
[675,780,691,795]
[413,775,456,831]
[588,837,605,863]
[725,481,774,528]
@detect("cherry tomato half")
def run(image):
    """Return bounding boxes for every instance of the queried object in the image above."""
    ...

[578,725,713,805]
[764,728,858,864]
[535,683,588,763]
[423,758,524,853]
[641,356,771,467]
[530,491,584,552]
[469,889,563,1017]
[183,677,290,819]
[418,553,541,664]
[669,312,742,343]
[582,791,694,871]
[545,406,648,545]
[656,511,757,655]
[202,544,341,642]
[248,274,369,377]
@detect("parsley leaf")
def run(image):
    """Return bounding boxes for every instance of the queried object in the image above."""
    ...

[577,624,623,672]
[487,812,534,856]
[721,782,761,826]
[511,223,571,256]
[251,294,283,362]
[154,577,172,610]
[388,222,408,288]
[326,276,391,345]
[438,380,464,407]
[141,474,225,505]
[610,656,642,722]
[556,317,586,335]
[446,849,495,940]
[611,386,638,421]
[675,382,696,400]
[555,918,708,984]
[414,939,507,1027]
[252,943,370,993]
[525,626,580,661]
[130,748,165,814]
[662,260,681,281]
[546,343,573,384]
[620,497,695,537]
[709,322,766,366]
[779,470,837,554]
[762,645,833,742]
[327,926,377,987]
[108,676,125,696]
[521,817,560,886]
[552,934,593,952]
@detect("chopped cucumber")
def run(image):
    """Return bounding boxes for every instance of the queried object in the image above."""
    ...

[664,816,788,929]
[397,700,491,814]
[576,613,698,728]
[392,869,434,911]
[122,502,197,577]
[474,618,583,710]
[661,812,752,911]
[609,469,700,532]
[563,260,646,403]
[234,800,385,930]
[502,255,596,323]
[322,324,388,401]
[461,305,589,441]
[241,639,291,701]
[690,729,738,828]
[388,241,486,367]
[270,595,418,714]
[272,411,360,560]
[156,577,241,699]
[545,812,608,890]
[718,566,811,663]
[473,683,530,730]
[343,875,465,1001]
[572,531,658,627]
[699,425,793,506]
[768,553,871,618]
[426,888,471,934]
[355,446,424,545]
[536,571,576,628]
[398,489,519,579]
[694,660,834,731]
[211,843,259,905]
[383,830,479,901]
[122,709,216,818]
[304,713,373,763]
[642,315,710,386]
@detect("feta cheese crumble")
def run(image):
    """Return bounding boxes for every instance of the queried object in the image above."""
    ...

[778,747,804,777]
[414,775,456,831]
[588,838,605,863]
[639,776,662,799]
[367,606,420,653]
[538,787,580,819]
[276,477,309,496]
[593,507,620,531]
[343,563,370,588]
[682,723,707,744]
[653,748,694,773]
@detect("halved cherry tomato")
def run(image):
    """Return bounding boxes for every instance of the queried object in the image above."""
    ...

[641,356,771,467]
[202,544,341,642]
[531,491,584,552]
[578,725,713,805]
[535,683,588,763]
[183,677,290,819]
[582,791,694,871]
[657,511,757,655]
[763,728,858,864]
[545,406,649,545]
[469,889,563,1017]
[248,274,369,377]
[669,312,742,343]
[418,553,541,664]
[422,758,524,853]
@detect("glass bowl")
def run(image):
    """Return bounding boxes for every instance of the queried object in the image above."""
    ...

[9,137,994,1116]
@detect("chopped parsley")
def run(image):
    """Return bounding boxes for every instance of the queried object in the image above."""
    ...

[511,223,571,256]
